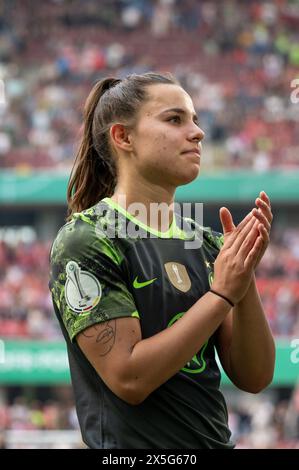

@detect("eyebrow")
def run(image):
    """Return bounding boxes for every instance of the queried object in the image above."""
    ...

[159,107,199,122]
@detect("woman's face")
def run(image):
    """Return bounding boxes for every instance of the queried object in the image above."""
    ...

[129,83,205,188]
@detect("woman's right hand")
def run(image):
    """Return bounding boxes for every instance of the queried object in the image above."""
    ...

[211,211,263,304]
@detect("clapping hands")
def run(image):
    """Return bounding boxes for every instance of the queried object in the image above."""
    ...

[219,191,273,269]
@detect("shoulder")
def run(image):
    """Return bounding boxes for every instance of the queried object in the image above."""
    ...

[50,202,123,267]
[204,227,224,250]
[179,215,224,250]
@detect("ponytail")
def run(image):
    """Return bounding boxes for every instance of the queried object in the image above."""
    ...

[67,78,120,220]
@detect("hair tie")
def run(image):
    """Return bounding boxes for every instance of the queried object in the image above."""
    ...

[209,289,234,308]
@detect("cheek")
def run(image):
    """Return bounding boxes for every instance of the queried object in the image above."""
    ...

[135,127,179,167]
[152,133,178,157]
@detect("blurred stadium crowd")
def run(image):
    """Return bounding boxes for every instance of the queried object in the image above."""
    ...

[0,385,298,449]
[1,0,299,449]
[226,385,299,449]
[0,395,79,432]
[0,0,299,170]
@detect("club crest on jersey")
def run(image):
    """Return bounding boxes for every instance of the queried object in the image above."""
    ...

[164,262,191,292]
[65,261,101,314]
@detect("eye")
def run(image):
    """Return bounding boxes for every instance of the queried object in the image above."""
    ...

[168,115,181,124]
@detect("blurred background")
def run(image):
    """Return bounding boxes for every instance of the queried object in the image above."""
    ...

[0,0,299,449]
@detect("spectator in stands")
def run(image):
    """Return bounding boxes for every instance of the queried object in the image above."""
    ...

[0,0,299,170]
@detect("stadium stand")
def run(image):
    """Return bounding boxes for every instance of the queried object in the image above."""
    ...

[0,0,298,170]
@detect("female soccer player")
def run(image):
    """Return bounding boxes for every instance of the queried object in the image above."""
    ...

[49,72,275,449]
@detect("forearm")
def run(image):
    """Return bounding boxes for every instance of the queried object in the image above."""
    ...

[228,275,275,392]
[129,292,231,400]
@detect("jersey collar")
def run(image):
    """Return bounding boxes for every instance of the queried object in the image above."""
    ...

[102,197,186,239]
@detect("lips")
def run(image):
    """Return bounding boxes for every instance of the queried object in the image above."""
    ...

[181,148,201,156]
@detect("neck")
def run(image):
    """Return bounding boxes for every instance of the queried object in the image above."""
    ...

[111,177,176,233]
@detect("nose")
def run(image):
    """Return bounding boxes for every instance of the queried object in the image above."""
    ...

[188,122,205,142]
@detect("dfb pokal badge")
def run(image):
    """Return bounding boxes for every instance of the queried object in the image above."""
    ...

[65,261,101,314]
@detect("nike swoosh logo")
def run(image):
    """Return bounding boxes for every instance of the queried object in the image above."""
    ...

[133,276,157,289]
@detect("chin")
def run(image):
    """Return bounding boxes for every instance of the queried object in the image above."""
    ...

[177,166,200,186]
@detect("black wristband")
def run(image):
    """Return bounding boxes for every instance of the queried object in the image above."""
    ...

[209,289,235,308]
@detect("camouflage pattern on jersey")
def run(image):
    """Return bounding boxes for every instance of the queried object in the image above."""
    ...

[49,204,139,342]
[206,230,224,250]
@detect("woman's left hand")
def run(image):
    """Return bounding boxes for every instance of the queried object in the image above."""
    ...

[251,191,273,269]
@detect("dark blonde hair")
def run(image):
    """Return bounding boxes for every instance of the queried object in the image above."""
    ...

[67,72,178,220]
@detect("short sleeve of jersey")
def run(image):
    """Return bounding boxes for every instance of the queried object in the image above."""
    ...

[49,218,138,342]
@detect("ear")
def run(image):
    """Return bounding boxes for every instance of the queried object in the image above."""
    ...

[110,124,133,153]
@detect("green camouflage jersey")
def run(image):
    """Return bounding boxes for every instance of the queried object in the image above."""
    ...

[49,197,234,449]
